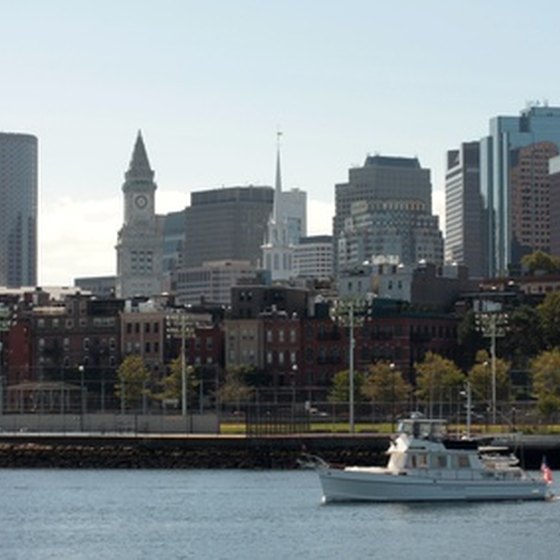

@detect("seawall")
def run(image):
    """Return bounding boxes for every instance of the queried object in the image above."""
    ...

[0,433,559,469]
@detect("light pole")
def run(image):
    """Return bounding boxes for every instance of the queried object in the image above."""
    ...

[476,310,508,425]
[78,365,85,431]
[460,382,472,438]
[390,362,396,431]
[331,298,368,434]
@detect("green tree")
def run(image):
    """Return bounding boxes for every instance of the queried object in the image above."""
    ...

[157,357,198,407]
[217,367,254,412]
[328,369,365,404]
[530,348,560,420]
[361,362,412,404]
[537,292,560,349]
[501,305,543,368]
[467,349,511,406]
[415,352,465,417]
[521,250,560,275]
[116,354,151,410]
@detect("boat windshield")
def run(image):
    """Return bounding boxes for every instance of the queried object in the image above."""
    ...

[398,419,446,440]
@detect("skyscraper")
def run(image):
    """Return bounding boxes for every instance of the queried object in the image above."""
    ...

[0,133,38,287]
[183,186,273,268]
[334,155,443,272]
[116,132,163,298]
[445,142,485,278]
[480,104,560,276]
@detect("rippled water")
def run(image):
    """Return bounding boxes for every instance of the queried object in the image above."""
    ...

[0,469,558,559]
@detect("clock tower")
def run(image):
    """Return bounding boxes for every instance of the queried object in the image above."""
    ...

[116,131,163,298]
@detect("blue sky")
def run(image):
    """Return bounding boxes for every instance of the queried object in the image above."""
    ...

[2,0,560,284]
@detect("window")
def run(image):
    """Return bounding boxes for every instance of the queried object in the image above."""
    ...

[83,338,90,351]
[145,323,151,334]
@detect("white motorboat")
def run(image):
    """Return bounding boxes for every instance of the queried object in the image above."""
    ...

[317,413,552,503]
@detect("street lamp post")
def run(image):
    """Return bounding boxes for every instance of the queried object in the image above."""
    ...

[476,310,508,425]
[331,298,368,434]
[390,362,396,431]
[460,382,472,438]
[78,365,85,431]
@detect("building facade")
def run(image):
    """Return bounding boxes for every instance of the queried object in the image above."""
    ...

[0,133,38,287]
[175,260,256,306]
[445,142,485,278]
[293,235,333,280]
[334,155,443,274]
[116,132,163,298]
[480,104,560,276]
[184,186,273,268]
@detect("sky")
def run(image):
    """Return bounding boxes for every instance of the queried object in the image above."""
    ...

[2,0,560,285]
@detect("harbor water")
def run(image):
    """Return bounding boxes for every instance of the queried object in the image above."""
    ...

[0,469,558,560]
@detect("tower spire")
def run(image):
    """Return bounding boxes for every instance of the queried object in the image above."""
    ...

[273,130,283,222]
[125,130,154,181]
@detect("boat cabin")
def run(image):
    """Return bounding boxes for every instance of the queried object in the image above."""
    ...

[397,416,446,441]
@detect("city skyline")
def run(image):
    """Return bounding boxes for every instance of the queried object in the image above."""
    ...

[2,1,559,285]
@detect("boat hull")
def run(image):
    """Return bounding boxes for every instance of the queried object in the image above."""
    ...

[318,468,549,503]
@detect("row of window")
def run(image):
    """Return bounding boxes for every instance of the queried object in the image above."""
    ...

[125,322,161,334]
[38,337,117,351]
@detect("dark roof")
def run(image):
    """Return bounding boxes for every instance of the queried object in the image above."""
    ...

[364,155,421,169]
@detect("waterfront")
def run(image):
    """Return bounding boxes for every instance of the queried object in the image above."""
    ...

[0,469,558,560]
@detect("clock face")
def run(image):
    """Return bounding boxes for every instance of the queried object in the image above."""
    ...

[135,194,148,209]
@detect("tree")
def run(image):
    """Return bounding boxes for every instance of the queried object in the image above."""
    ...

[530,348,560,420]
[362,362,412,423]
[521,250,560,275]
[415,352,465,417]
[327,369,365,404]
[362,362,412,404]
[157,357,198,408]
[115,354,151,411]
[501,305,543,368]
[537,292,560,349]
[467,350,511,407]
[217,367,254,412]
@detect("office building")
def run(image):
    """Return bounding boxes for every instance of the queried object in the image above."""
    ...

[0,133,38,287]
[293,235,333,279]
[175,260,256,306]
[335,155,443,272]
[184,186,273,268]
[480,104,560,276]
[445,142,485,278]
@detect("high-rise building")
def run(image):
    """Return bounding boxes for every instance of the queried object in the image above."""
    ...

[183,186,273,268]
[116,132,163,298]
[293,235,333,280]
[334,155,443,272]
[0,133,38,287]
[161,210,185,293]
[480,104,560,276]
[445,142,485,278]
[549,155,560,257]
[175,260,256,306]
